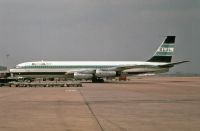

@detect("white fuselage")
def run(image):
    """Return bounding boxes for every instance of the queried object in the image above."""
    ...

[10,61,169,78]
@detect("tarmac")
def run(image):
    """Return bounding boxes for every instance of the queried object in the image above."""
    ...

[0,76,200,131]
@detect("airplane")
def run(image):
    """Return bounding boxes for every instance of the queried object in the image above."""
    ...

[10,36,189,83]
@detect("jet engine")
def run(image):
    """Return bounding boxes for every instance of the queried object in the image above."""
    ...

[95,70,116,77]
[74,72,93,80]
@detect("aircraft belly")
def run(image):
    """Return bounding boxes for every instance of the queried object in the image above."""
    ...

[123,68,169,74]
[15,74,66,78]
[10,68,73,78]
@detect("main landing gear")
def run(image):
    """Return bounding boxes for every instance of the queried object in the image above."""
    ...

[92,78,104,83]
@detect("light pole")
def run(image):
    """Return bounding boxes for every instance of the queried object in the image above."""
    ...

[6,54,10,70]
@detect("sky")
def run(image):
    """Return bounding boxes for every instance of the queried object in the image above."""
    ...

[0,0,199,73]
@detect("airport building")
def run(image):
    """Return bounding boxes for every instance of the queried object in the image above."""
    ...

[0,65,7,71]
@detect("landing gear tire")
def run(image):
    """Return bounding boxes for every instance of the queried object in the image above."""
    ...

[92,78,104,83]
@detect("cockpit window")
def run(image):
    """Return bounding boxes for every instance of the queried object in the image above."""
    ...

[16,65,20,68]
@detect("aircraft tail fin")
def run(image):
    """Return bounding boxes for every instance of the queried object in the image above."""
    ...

[147,36,176,63]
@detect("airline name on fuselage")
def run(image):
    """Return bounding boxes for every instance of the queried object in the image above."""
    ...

[32,62,52,66]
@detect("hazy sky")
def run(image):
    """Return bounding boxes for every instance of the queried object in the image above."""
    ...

[0,0,199,73]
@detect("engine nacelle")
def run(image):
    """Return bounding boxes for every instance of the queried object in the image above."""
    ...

[74,73,93,80]
[96,70,116,77]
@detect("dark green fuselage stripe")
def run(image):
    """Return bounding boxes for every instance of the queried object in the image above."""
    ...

[18,65,115,69]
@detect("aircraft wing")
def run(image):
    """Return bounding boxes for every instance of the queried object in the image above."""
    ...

[65,65,150,74]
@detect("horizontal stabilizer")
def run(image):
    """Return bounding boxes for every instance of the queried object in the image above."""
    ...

[159,61,190,68]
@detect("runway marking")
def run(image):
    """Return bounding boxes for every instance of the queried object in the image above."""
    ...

[78,89,105,131]
[65,90,77,92]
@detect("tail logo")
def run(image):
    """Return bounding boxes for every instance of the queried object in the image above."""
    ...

[147,36,176,62]
[158,47,174,52]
